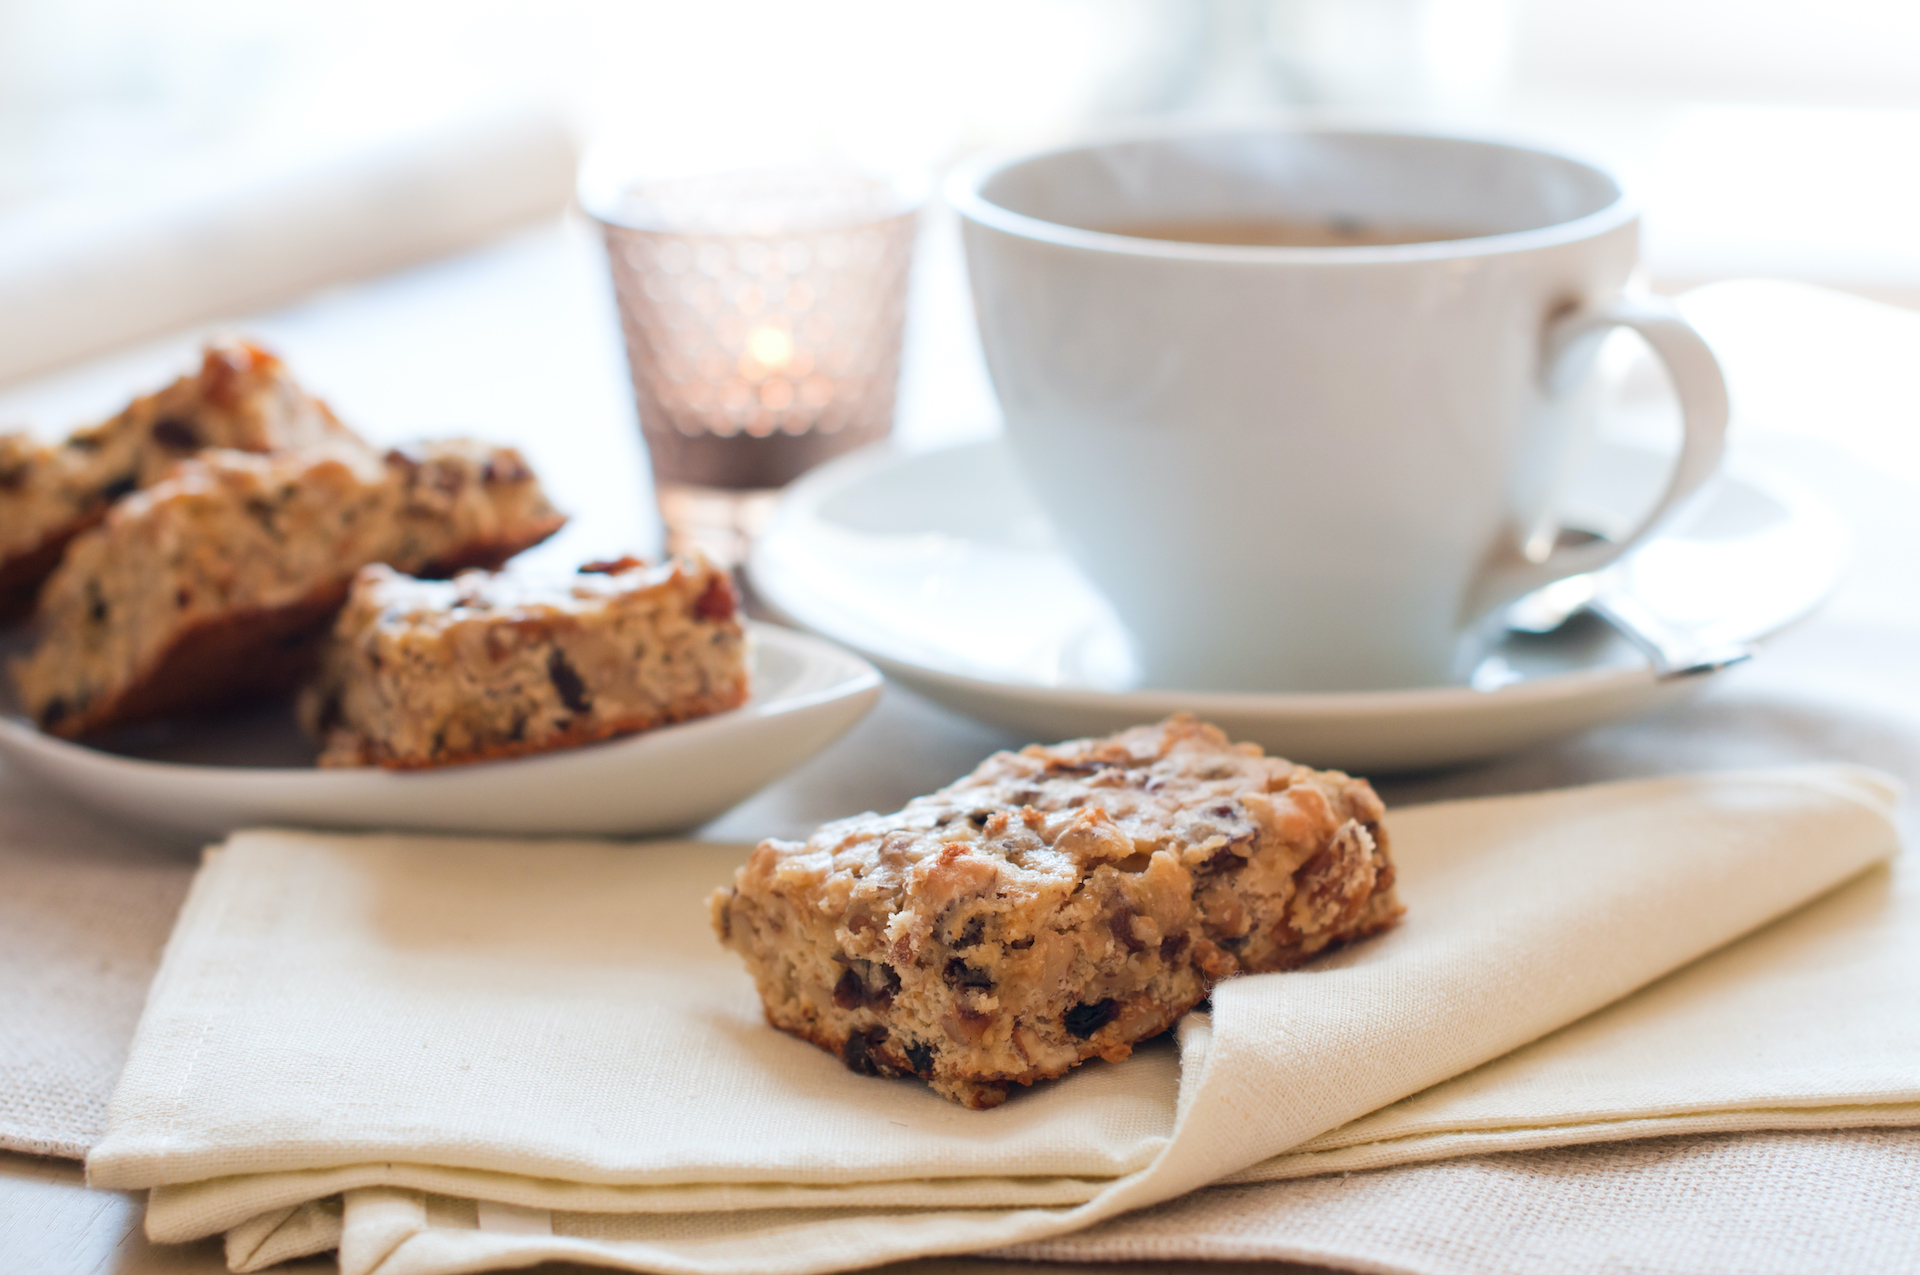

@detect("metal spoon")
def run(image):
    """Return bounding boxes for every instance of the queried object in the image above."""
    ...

[1505,529,1758,680]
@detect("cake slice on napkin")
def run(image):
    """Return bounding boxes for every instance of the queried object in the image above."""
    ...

[0,340,359,620]
[713,716,1403,1107]
[82,763,1904,1275]
[11,440,564,737]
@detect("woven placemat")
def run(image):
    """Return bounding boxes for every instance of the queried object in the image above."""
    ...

[0,771,196,1159]
[992,1127,1920,1275]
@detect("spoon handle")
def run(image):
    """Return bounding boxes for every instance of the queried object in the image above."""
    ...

[1587,589,1757,680]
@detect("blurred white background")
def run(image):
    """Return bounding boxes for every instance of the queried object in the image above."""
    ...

[3,0,1917,299]
[0,0,1911,675]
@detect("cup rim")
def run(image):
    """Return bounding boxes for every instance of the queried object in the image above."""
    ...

[946,122,1638,264]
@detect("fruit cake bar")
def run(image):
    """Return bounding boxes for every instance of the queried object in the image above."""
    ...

[11,440,564,738]
[712,715,1402,1108]
[0,340,358,619]
[300,554,748,768]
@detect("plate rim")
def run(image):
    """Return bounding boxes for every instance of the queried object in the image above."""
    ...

[0,620,881,786]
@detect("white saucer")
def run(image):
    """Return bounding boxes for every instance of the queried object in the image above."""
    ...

[749,440,1846,771]
[0,623,880,841]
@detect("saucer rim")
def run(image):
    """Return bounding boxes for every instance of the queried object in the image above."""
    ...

[748,437,1842,713]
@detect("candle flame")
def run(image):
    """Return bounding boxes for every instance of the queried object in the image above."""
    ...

[746,325,793,369]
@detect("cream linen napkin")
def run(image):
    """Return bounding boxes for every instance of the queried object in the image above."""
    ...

[86,766,1909,1275]
[1227,837,1920,1182]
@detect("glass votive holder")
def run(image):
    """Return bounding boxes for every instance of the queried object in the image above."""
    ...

[583,161,920,569]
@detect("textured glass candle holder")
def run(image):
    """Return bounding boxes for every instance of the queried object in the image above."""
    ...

[588,165,918,567]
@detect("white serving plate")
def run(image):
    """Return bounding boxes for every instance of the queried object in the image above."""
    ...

[749,439,1847,771]
[0,622,880,841]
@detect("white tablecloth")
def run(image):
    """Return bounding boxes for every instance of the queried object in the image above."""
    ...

[1,223,1916,1272]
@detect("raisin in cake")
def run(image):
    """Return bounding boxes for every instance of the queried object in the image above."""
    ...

[299,555,748,768]
[11,441,564,737]
[712,716,1402,1108]
[0,340,358,620]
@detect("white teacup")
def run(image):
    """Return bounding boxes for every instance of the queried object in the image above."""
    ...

[951,127,1727,693]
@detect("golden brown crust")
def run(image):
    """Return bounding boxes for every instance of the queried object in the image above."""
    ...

[766,924,1405,1109]
[0,521,97,623]
[13,442,565,739]
[33,523,565,741]
[0,340,361,621]
[766,906,1402,1111]
[303,556,749,769]
[43,582,351,737]
[713,716,1402,1107]
[340,683,751,770]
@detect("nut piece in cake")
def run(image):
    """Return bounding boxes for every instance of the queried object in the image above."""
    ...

[299,555,749,769]
[10,440,565,738]
[712,715,1402,1108]
[0,340,360,620]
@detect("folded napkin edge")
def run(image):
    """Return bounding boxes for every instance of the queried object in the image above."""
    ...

[1227,1101,1920,1183]
[143,1164,1128,1244]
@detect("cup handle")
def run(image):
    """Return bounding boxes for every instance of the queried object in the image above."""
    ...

[1469,295,1730,616]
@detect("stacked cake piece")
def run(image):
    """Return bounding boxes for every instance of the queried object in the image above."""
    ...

[12,440,563,737]
[0,341,357,618]
[4,340,749,765]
